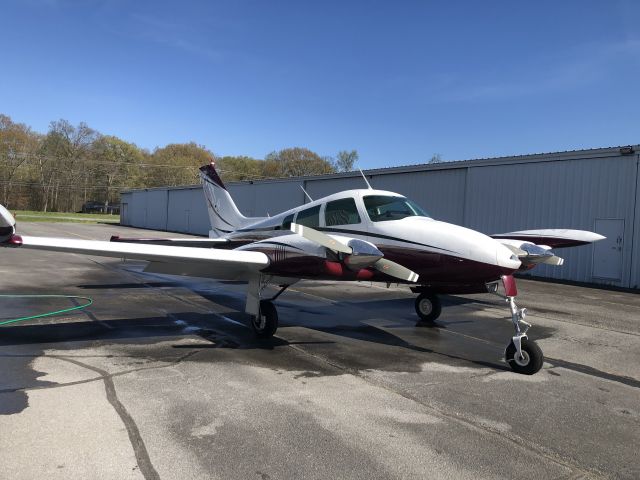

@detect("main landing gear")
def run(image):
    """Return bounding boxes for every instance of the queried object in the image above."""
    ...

[246,276,289,339]
[414,291,442,323]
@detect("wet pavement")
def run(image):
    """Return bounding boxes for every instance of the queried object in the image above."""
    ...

[1,223,639,479]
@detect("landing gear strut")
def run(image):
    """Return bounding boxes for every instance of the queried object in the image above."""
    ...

[414,291,442,323]
[247,276,289,339]
[498,276,544,375]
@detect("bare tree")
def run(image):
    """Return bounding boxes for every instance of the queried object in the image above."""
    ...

[335,150,358,172]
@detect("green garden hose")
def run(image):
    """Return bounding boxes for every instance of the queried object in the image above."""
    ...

[0,294,93,326]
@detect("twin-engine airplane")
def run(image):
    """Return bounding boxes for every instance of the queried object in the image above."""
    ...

[0,162,604,374]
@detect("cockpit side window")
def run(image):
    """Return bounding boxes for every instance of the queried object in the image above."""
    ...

[282,213,294,230]
[325,198,361,226]
[363,195,429,222]
[295,205,320,228]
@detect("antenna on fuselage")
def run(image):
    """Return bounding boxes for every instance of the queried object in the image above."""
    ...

[358,168,373,190]
[300,185,313,202]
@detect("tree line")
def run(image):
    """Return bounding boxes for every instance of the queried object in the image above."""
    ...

[0,113,359,212]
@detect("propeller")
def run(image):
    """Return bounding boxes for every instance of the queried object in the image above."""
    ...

[503,242,564,266]
[290,223,419,282]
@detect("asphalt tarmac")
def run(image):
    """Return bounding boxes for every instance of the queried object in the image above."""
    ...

[1,223,639,480]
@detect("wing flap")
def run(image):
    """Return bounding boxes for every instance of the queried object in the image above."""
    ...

[110,235,229,248]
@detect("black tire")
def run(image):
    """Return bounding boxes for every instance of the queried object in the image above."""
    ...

[415,292,442,323]
[505,338,544,375]
[251,300,278,338]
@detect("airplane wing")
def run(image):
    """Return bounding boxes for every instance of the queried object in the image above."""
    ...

[2,234,268,283]
[490,229,605,268]
[1,205,267,280]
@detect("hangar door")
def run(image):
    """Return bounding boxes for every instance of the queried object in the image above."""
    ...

[592,219,624,281]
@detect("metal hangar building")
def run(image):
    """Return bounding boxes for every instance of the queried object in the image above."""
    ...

[120,145,640,289]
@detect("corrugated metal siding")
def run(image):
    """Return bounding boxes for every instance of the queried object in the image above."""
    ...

[144,190,168,230]
[228,181,304,216]
[120,192,132,225]
[464,157,637,285]
[370,169,467,225]
[167,188,209,235]
[131,191,148,228]
[305,177,364,200]
[631,154,640,289]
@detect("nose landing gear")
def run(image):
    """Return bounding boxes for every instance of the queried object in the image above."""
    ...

[498,275,543,375]
[503,296,543,374]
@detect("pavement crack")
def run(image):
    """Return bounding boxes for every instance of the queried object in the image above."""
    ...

[54,356,161,480]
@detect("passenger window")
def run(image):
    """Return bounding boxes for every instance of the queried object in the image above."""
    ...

[282,214,294,230]
[295,205,320,228]
[325,198,361,226]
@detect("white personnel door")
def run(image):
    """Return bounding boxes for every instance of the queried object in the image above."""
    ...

[592,219,624,281]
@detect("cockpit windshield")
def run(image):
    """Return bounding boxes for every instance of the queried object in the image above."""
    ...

[363,195,430,222]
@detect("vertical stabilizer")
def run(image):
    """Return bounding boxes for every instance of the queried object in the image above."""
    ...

[199,162,262,238]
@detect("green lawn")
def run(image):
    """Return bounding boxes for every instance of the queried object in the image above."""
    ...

[13,210,120,224]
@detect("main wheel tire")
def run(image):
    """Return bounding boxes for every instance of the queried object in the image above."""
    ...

[251,300,278,338]
[505,338,543,375]
[415,292,442,323]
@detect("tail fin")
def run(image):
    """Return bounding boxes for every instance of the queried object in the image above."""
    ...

[199,161,263,238]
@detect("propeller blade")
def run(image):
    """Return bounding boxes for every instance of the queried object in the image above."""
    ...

[290,223,352,254]
[502,243,527,257]
[374,258,419,283]
[542,255,564,266]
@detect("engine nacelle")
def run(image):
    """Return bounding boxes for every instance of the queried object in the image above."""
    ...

[343,238,383,269]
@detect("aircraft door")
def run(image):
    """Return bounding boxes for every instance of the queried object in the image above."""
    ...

[592,218,624,281]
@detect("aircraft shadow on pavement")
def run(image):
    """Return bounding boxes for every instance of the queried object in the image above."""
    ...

[0,284,556,383]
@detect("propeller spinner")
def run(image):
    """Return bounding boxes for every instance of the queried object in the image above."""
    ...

[290,223,419,283]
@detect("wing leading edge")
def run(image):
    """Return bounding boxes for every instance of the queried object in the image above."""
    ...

[5,235,270,281]
[491,229,605,269]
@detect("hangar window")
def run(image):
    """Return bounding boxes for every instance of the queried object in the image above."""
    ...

[325,198,361,226]
[363,195,429,222]
[281,214,294,230]
[295,206,320,228]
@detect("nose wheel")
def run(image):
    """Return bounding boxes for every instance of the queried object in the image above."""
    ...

[505,337,543,374]
[503,294,544,375]
[415,292,442,323]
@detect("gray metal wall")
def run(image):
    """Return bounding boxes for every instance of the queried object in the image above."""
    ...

[121,186,209,235]
[121,147,640,289]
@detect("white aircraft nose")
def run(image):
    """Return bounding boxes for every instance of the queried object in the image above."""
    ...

[496,242,521,270]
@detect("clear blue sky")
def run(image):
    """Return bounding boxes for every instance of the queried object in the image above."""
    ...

[1,0,639,168]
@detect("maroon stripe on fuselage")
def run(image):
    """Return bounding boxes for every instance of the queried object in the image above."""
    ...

[249,242,515,293]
